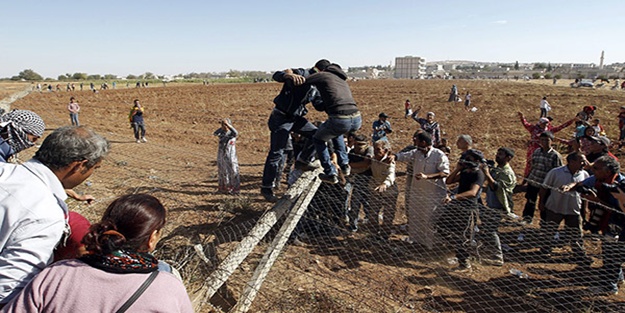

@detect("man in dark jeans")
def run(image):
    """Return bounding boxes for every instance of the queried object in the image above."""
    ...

[523,131,562,224]
[440,149,486,272]
[260,60,330,202]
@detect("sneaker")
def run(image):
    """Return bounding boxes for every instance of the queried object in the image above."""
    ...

[260,188,278,202]
[482,258,504,267]
[295,160,319,171]
[341,164,351,176]
[318,173,338,184]
[136,139,141,143]
[141,137,147,143]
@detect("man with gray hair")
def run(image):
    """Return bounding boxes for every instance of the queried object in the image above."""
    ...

[0,126,109,306]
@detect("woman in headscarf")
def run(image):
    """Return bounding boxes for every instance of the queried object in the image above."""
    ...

[0,109,45,162]
[213,118,240,194]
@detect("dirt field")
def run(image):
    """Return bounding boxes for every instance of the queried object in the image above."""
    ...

[3,79,625,312]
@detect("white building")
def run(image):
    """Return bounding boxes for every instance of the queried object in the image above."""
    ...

[394,56,426,79]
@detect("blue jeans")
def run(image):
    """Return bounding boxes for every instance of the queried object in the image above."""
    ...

[261,111,317,189]
[313,114,362,175]
[70,113,79,126]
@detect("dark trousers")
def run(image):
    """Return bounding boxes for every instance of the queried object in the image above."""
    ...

[437,201,477,265]
[261,112,317,189]
[541,210,585,256]
[522,185,546,223]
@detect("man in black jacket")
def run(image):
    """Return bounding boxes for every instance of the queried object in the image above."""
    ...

[304,63,361,184]
[260,60,329,202]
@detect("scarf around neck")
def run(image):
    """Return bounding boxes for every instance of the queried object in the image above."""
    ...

[80,250,159,274]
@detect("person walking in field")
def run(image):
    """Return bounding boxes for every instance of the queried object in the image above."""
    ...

[68,97,80,126]
[129,99,147,143]
[404,99,412,118]
[448,85,458,102]
[539,96,551,118]
[213,118,240,194]
[464,91,472,111]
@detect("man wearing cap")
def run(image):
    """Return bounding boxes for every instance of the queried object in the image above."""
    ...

[0,126,109,306]
[302,62,361,184]
[518,111,576,177]
[372,112,392,142]
[586,136,618,172]
[411,106,442,147]
[260,60,328,201]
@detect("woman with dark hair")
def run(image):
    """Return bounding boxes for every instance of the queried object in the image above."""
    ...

[2,194,193,313]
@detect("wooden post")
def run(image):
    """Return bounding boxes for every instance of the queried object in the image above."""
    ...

[191,169,321,310]
[230,177,321,313]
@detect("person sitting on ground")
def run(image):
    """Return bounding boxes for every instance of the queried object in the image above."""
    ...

[1,194,193,312]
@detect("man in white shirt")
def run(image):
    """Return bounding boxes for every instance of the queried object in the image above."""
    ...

[0,126,109,306]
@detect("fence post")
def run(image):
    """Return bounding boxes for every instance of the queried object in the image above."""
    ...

[230,176,321,313]
[191,169,321,310]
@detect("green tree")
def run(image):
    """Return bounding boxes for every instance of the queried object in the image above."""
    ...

[532,73,541,79]
[72,72,87,80]
[544,73,552,79]
[514,61,519,70]
[554,74,562,79]
[17,69,43,81]
[87,74,101,80]
[103,74,117,80]
[547,63,553,72]
[126,74,138,80]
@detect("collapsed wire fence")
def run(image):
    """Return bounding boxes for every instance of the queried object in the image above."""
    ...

[5,86,625,312]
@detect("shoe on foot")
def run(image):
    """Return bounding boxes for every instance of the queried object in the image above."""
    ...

[341,164,351,176]
[482,258,504,267]
[141,137,147,143]
[136,139,141,143]
[318,173,338,184]
[260,188,278,202]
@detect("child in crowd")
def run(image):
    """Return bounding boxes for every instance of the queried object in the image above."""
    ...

[369,140,398,239]
[591,118,606,136]
[213,118,240,194]
[437,137,452,155]
[404,99,412,118]
[539,96,551,118]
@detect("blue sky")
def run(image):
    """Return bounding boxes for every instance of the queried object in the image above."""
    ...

[1,0,623,78]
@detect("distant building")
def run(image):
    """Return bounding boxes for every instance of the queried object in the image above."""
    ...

[394,56,426,79]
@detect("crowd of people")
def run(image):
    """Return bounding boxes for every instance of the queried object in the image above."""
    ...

[259,67,625,296]
[3,70,625,311]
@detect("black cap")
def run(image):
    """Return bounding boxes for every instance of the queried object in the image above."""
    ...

[498,147,515,158]
[379,112,388,118]
[314,59,331,72]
